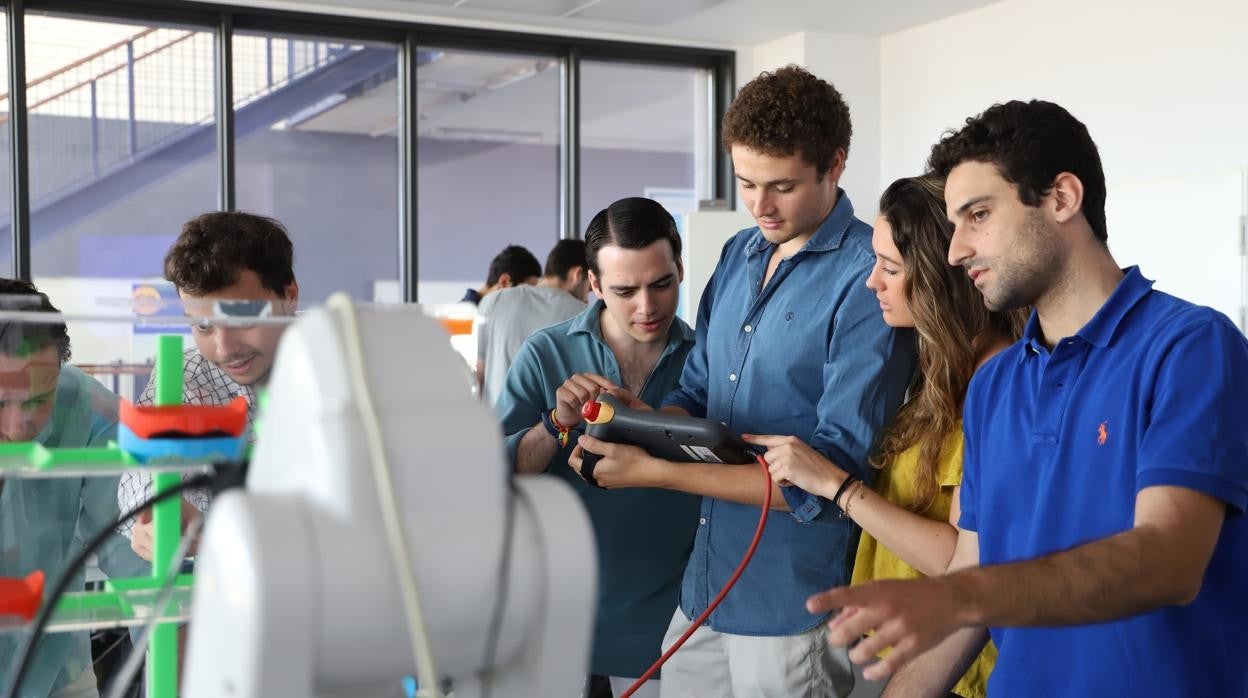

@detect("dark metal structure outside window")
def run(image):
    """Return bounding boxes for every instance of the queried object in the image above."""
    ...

[3,0,734,302]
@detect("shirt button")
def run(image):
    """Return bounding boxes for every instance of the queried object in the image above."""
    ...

[699,517,707,525]
[743,324,753,333]
[729,373,737,382]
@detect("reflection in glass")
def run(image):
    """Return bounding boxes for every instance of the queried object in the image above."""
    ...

[24,14,218,287]
[234,33,400,303]
[580,60,712,228]
[416,47,561,303]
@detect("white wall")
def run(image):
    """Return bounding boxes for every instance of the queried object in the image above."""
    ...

[881,0,1248,187]
[740,31,883,222]
[880,0,1248,326]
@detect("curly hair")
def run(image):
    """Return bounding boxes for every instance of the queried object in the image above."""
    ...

[928,100,1108,244]
[165,211,295,296]
[869,176,1028,513]
[722,64,852,175]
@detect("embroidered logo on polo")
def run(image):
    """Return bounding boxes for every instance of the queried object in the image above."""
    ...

[1097,420,1109,446]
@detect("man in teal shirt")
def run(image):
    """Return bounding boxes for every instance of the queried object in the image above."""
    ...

[497,198,698,698]
[0,279,146,697]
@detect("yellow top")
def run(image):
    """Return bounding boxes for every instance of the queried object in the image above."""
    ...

[851,426,996,698]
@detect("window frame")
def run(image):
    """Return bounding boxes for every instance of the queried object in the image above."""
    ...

[7,0,734,300]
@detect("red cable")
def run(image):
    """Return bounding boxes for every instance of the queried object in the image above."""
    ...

[619,453,773,698]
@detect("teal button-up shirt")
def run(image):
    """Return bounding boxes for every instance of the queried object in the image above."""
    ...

[496,301,699,678]
[0,365,146,697]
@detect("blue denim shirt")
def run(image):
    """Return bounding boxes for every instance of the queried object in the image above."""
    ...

[496,302,701,677]
[0,366,147,697]
[663,190,916,635]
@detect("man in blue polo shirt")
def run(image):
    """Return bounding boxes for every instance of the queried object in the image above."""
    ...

[807,100,1248,697]
[497,197,699,698]
[570,66,915,696]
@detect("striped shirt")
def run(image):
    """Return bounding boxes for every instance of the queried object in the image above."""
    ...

[117,348,256,535]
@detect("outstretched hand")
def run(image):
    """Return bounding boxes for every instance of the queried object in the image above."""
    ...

[807,576,967,682]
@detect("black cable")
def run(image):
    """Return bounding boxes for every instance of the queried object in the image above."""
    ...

[90,631,129,669]
[479,476,517,698]
[102,514,205,698]
[4,467,233,698]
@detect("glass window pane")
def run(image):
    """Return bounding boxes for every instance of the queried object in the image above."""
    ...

[26,13,218,288]
[417,47,560,304]
[579,61,712,228]
[233,32,399,304]
[0,10,11,272]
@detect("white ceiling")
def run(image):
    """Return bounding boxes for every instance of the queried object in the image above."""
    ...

[297,50,708,152]
[259,0,1006,45]
[270,0,1006,148]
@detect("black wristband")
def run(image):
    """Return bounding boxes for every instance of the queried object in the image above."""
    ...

[580,450,605,490]
[832,475,859,510]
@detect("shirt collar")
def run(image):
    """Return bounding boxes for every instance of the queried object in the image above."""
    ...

[1019,266,1153,360]
[1077,266,1153,347]
[745,187,856,256]
[567,299,695,353]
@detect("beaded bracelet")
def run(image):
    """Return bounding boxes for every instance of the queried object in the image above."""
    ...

[540,408,573,448]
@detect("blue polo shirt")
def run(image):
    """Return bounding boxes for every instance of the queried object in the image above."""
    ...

[663,190,916,635]
[496,301,700,678]
[961,267,1248,696]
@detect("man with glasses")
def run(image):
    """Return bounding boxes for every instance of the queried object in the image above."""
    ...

[118,211,299,559]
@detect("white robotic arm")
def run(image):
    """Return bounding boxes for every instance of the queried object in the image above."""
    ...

[183,299,597,698]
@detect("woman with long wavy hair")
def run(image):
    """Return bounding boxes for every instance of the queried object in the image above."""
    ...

[744,174,1027,698]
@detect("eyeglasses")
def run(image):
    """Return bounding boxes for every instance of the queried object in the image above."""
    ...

[191,300,276,332]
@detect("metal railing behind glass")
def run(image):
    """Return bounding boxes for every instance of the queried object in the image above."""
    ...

[1,25,360,206]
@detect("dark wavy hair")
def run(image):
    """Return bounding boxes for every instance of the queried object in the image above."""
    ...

[869,175,1028,512]
[928,99,1108,244]
[722,64,852,176]
[0,278,72,364]
[165,211,296,296]
[584,197,682,276]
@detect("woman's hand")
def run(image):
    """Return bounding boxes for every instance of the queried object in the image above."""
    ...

[743,433,847,499]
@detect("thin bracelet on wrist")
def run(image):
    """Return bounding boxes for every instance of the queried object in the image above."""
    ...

[832,475,859,511]
[843,479,865,518]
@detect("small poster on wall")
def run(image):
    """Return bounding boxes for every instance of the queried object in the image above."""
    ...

[132,281,190,335]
